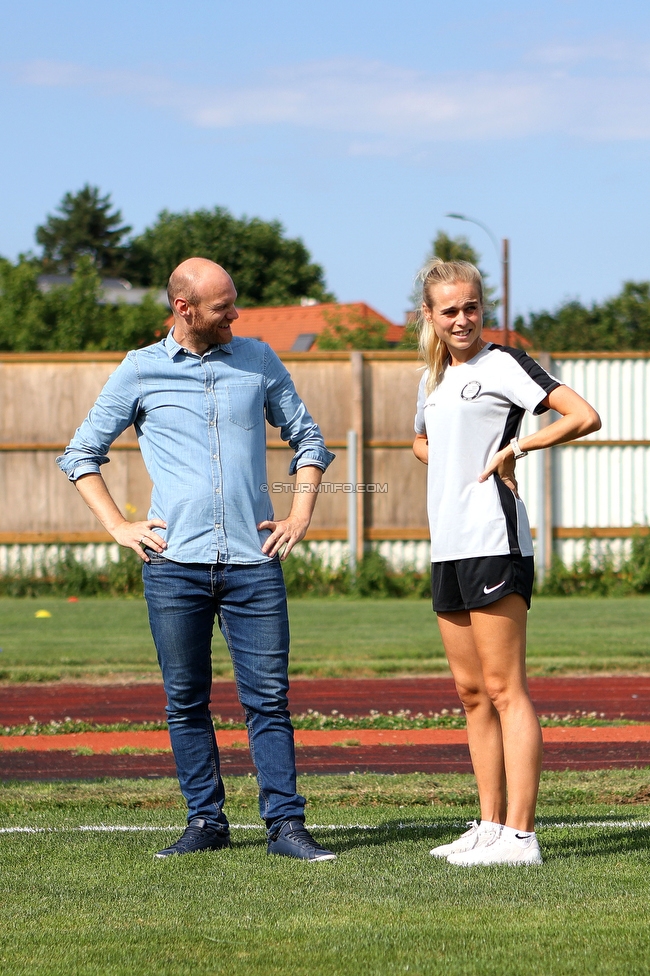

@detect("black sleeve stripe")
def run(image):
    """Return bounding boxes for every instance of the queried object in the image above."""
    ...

[490,344,561,415]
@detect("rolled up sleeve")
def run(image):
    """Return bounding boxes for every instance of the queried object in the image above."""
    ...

[263,348,335,475]
[56,354,141,482]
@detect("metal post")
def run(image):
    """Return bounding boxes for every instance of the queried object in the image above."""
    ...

[347,429,358,571]
[543,442,554,580]
[350,351,365,563]
[536,352,554,583]
[502,238,509,341]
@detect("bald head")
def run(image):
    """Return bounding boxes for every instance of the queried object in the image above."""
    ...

[166,257,239,353]
[167,258,233,309]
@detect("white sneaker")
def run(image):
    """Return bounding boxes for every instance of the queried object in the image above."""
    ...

[447,833,543,866]
[430,821,501,859]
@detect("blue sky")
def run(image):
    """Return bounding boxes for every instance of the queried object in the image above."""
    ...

[2,0,650,322]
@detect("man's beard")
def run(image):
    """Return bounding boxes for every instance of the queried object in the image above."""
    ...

[187,306,233,345]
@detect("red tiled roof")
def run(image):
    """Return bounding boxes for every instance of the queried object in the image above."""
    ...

[230,302,403,351]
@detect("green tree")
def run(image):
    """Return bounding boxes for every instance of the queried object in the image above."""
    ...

[315,306,389,350]
[428,230,481,265]
[0,256,50,350]
[35,185,131,275]
[0,257,168,352]
[124,207,334,306]
[606,282,650,347]
[514,282,650,351]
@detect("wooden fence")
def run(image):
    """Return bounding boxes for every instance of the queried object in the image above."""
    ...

[2,349,650,571]
[0,350,427,550]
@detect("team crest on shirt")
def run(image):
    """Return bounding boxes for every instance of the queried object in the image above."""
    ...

[460,381,482,401]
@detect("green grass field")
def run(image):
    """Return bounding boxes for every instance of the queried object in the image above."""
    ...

[1,595,650,682]
[1,771,649,975]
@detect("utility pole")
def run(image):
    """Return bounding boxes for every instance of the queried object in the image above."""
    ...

[502,237,510,342]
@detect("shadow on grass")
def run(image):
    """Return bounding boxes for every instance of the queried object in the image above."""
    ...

[225,820,457,855]
[540,814,650,859]
[312,820,460,855]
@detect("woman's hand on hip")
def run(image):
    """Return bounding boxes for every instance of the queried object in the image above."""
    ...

[479,448,519,497]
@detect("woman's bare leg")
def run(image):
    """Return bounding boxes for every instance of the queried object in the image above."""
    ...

[469,594,542,832]
[437,610,507,825]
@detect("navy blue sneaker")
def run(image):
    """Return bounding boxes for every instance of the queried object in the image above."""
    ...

[267,819,336,861]
[155,818,231,858]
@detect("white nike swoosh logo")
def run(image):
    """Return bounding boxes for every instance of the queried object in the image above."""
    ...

[483,581,506,594]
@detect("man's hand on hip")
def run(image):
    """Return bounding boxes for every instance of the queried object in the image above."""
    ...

[258,514,311,561]
[258,464,323,560]
[113,519,168,562]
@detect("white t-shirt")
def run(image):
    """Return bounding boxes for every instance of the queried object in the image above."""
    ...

[414,343,561,563]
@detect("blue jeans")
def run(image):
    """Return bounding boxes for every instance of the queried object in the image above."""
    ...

[142,555,306,828]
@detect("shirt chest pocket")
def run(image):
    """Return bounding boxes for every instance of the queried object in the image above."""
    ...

[226,382,263,430]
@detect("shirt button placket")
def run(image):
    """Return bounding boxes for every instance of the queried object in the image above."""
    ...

[207,361,224,558]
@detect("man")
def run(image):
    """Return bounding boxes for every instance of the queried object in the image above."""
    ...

[57,257,336,861]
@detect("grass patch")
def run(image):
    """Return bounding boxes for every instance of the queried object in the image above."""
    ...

[0,597,158,681]
[1,769,650,815]
[109,747,171,756]
[1,711,641,736]
[1,595,650,682]
[1,772,650,975]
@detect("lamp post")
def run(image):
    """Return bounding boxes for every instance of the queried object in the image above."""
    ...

[445,213,509,341]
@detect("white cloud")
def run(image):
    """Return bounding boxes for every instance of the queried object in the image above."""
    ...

[15,60,185,107]
[531,38,650,69]
[10,49,650,149]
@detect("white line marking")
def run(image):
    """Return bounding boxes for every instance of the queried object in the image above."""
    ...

[1,821,650,835]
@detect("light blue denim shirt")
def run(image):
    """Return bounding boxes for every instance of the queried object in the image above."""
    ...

[56,331,335,564]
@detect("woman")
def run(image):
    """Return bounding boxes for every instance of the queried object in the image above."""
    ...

[413,259,600,866]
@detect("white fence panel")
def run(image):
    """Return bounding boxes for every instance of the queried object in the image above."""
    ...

[519,355,650,570]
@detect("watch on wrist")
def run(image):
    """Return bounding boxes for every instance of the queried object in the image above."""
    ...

[510,437,528,460]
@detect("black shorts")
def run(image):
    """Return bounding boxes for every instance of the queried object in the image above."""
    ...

[431,554,535,614]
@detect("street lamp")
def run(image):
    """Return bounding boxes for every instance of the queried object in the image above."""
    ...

[445,213,510,340]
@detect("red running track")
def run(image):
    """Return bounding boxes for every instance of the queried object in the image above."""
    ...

[2,676,650,725]
[2,677,650,778]
[2,741,650,780]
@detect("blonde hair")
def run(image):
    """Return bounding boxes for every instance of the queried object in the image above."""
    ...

[415,259,484,394]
